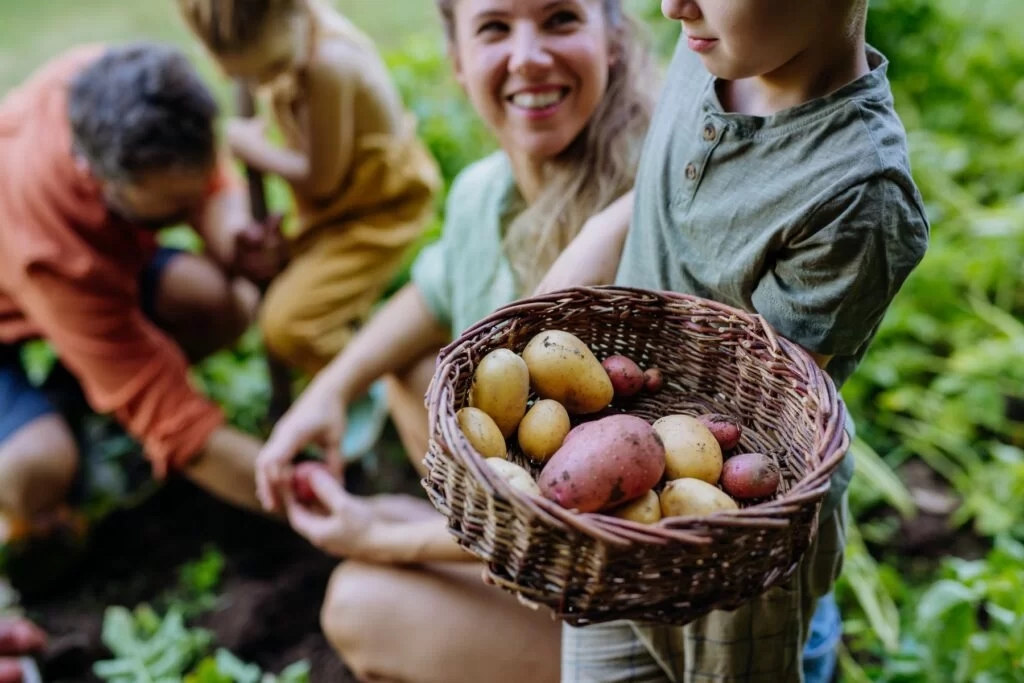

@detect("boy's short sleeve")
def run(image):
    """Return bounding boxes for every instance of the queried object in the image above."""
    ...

[751,178,928,358]
[410,238,452,330]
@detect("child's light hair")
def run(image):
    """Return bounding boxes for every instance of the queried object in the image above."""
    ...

[436,0,657,294]
[176,0,297,52]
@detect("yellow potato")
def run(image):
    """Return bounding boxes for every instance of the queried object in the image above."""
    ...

[652,415,724,484]
[485,458,541,496]
[659,478,739,518]
[521,330,614,414]
[469,348,530,438]
[517,399,571,463]
[607,489,662,524]
[456,407,507,459]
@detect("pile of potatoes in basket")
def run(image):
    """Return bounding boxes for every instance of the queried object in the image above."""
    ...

[457,330,782,523]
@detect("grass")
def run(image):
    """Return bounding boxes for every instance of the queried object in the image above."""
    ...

[0,0,442,93]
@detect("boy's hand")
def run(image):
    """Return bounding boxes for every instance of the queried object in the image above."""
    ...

[256,380,347,512]
[232,213,288,286]
[533,191,634,296]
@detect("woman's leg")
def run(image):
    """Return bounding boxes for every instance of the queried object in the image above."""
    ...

[321,560,561,683]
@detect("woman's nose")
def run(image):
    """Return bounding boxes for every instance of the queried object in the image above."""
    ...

[661,0,702,22]
[508,25,554,78]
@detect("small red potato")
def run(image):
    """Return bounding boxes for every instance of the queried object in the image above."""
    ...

[539,414,666,513]
[642,367,664,393]
[292,461,330,506]
[601,355,645,398]
[719,453,781,500]
[697,413,743,451]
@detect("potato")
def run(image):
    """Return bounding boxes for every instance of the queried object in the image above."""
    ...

[521,330,614,414]
[292,461,330,506]
[518,399,571,463]
[697,413,743,451]
[652,415,723,484]
[485,458,541,496]
[469,348,530,438]
[601,355,645,398]
[659,478,739,518]
[607,489,662,524]
[720,453,781,499]
[643,367,664,393]
[456,407,507,459]
[538,414,666,513]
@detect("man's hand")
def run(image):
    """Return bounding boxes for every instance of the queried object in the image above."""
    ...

[533,191,634,296]
[232,213,288,286]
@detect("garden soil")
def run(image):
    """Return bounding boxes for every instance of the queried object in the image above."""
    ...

[20,433,425,683]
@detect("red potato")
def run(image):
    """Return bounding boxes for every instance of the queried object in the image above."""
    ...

[538,414,666,513]
[697,413,743,451]
[292,461,330,506]
[642,367,664,393]
[602,355,645,398]
[719,453,781,499]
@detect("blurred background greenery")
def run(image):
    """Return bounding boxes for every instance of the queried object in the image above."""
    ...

[2,0,1022,680]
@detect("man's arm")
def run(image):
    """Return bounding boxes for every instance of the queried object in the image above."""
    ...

[15,263,224,479]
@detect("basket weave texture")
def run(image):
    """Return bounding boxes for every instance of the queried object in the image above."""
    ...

[423,286,850,627]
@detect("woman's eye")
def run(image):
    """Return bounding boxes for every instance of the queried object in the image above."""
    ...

[546,10,581,29]
[477,20,508,36]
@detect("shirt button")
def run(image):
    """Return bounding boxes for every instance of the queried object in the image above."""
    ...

[703,124,717,141]
[685,163,698,180]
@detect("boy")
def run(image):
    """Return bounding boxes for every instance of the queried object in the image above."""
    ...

[0,43,284,564]
[546,0,930,680]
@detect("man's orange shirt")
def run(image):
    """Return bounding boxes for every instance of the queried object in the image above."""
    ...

[0,45,226,478]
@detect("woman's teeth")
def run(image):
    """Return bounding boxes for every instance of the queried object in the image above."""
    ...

[511,89,565,109]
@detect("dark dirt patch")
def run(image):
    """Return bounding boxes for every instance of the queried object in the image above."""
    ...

[18,432,424,683]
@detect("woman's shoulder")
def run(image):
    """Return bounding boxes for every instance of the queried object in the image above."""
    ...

[448,151,512,200]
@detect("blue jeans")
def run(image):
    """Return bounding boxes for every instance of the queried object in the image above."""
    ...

[803,592,841,683]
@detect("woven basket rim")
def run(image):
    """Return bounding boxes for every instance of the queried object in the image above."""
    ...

[426,285,849,546]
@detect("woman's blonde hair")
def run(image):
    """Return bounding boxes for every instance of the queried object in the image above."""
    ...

[175,0,298,52]
[436,0,657,294]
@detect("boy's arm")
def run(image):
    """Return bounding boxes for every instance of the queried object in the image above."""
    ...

[533,191,634,295]
[751,178,929,367]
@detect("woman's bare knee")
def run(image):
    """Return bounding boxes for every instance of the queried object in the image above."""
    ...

[321,562,394,679]
[0,415,78,518]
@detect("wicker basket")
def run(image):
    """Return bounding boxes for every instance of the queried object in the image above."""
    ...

[423,286,849,627]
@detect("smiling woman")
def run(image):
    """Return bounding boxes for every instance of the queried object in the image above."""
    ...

[248,1,658,681]
[438,0,654,294]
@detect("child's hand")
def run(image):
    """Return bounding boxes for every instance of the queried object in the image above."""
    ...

[256,380,347,512]
[233,213,288,285]
[225,116,269,166]
[280,466,376,559]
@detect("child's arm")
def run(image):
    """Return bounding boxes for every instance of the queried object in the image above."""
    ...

[533,191,634,295]
[226,48,356,200]
[751,179,928,373]
[256,282,451,510]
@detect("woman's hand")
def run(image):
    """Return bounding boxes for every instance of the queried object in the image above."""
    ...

[281,467,377,559]
[256,379,347,512]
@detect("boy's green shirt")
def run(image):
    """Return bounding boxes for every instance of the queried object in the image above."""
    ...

[617,40,930,519]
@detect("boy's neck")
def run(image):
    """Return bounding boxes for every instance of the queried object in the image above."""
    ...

[719,34,870,117]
